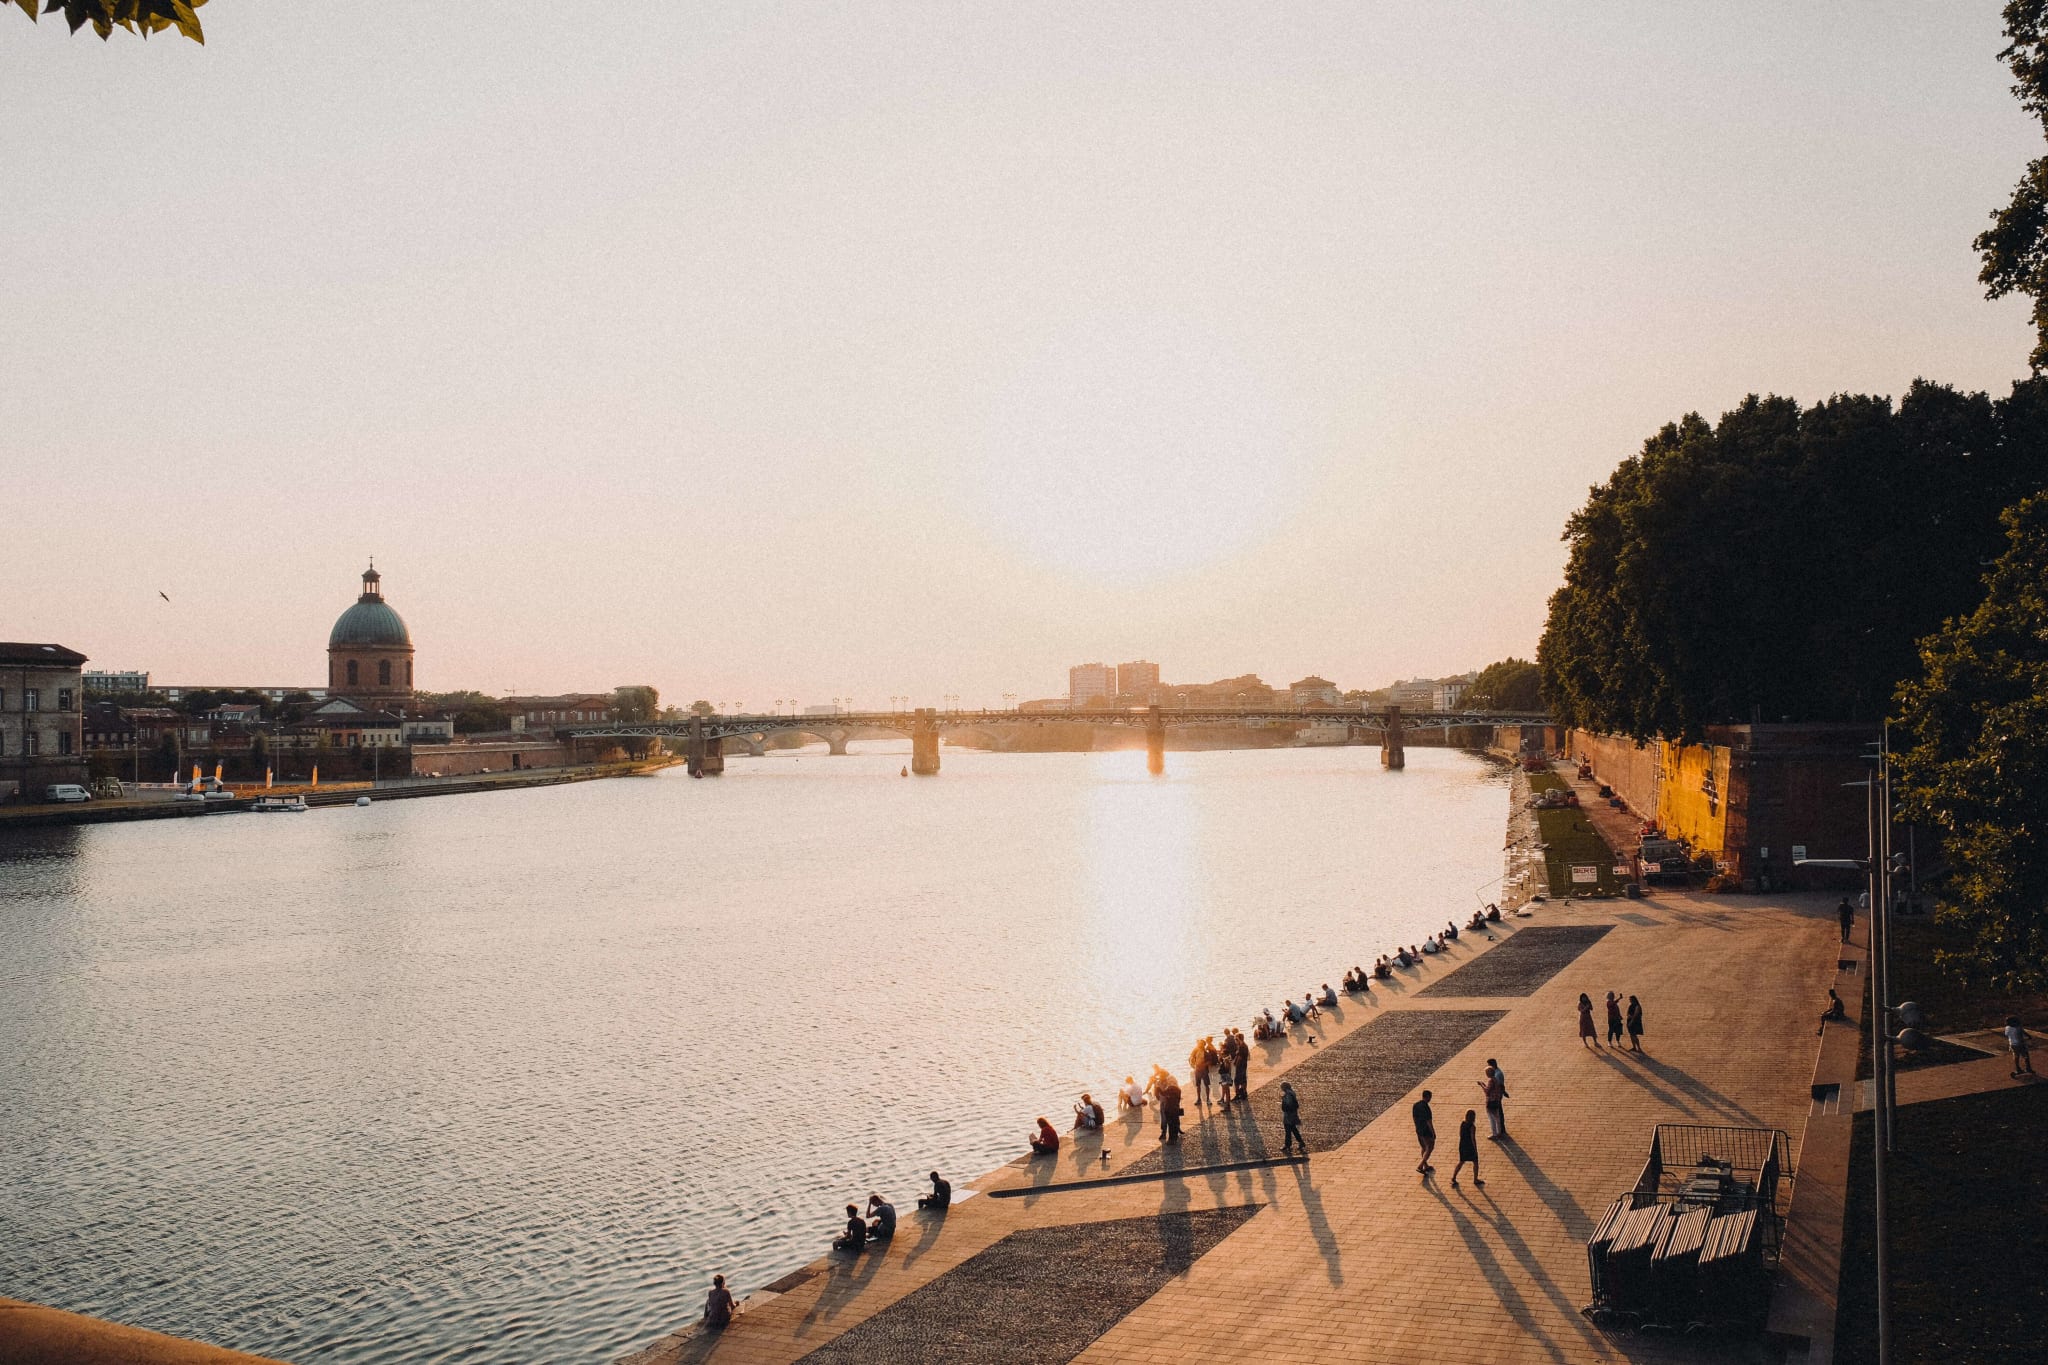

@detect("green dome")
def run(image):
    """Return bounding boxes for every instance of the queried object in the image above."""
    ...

[329,597,412,649]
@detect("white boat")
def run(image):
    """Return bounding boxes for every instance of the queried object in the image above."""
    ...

[251,796,308,813]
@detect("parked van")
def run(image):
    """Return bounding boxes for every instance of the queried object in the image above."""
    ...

[45,784,91,803]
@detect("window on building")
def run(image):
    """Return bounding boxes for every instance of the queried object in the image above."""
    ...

[24,689,39,712]
[347,660,359,686]
[379,659,391,687]
[58,689,73,711]
[24,730,38,755]
[58,731,73,756]
[406,661,412,686]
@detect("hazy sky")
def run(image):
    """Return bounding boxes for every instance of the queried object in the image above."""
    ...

[3,4,2037,705]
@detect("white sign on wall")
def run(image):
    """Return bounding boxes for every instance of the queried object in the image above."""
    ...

[1571,865,1599,885]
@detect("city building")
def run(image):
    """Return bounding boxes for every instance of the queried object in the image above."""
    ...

[206,702,265,725]
[1287,675,1342,709]
[82,669,149,695]
[1068,662,1115,706]
[160,685,324,703]
[328,562,415,713]
[82,700,136,752]
[504,694,617,730]
[124,707,212,753]
[401,716,456,744]
[1434,679,1471,710]
[0,642,89,798]
[1018,697,1071,713]
[1389,679,1438,710]
[281,696,405,749]
[1115,660,1160,701]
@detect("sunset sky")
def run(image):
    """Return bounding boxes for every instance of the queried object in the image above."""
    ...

[3,3,2036,706]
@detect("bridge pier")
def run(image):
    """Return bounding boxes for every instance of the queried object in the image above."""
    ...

[1145,708,1166,776]
[827,731,850,756]
[743,737,765,758]
[686,717,724,777]
[911,709,941,775]
[1381,705,1405,770]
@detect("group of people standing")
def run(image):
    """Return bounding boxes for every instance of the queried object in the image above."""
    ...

[1577,990,1645,1051]
[1408,1053,1515,1189]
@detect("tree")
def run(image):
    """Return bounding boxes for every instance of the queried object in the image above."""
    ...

[1468,658,1544,712]
[10,0,206,42]
[613,686,659,723]
[1538,383,2046,742]
[1978,1,2048,371]
[1894,493,2048,990]
[688,699,716,717]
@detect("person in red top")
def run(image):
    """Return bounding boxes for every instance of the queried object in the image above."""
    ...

[1029,1116,1060,1155]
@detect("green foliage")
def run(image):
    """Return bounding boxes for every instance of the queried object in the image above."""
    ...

[1538,382,2048,742]
[613,685,660,723]
[1895,494,2048,991]
[415,690,508,735]
[1468,657,1544,712]
[688,699,716,716]
[1979,1,2048,370]
[10,0,205,42]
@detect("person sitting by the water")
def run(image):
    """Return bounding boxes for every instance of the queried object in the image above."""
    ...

[1263,1006,1282,1033]
[1319,983,1339,1008]
[1486,903,1502,922]
[832,1203,867,1253]
[1374,957,1392,979]
[1395,947,1414,968]
[1469,910,1487,931]
[1286,997,1308,1024]
[1117,1075,1148,1110]
[867,1193,896,1241]
[1073,1092,1104,1130]
[1421,937,1441,955]
[703,1274,735,1330]
[1341,968,1356,992]
[1445,920,1460,941]
[1817,988,1847,1035]
[918,1170,951,1210]
[1029,1116,1060,1156]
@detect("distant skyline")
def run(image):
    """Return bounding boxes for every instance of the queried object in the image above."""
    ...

[4,4,2036,707]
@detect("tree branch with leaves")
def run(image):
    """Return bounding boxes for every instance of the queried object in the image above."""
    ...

[9,0,206,43]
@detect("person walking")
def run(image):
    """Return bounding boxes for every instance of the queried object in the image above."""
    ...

[2007,1016,2035,1078]
[1605,992,1624,1046]
[1280,1081,1307,1156]
[1838,897,1855,944]
[1478,1061,1508,1140]
[1450,1109,1483,1189]
[702,1274,736,1330]
[1625,995,1645,1052]
[1577,992,1599,1048]
[1412,1089,1436,1174]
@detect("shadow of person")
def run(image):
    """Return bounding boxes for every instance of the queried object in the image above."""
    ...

[1290,1162,1344,1286]
[1626,1053,1767,1127]
[1593,1048,1694,1115]
[798,1236,888,1332]
[900,1204,947,1270]
[1494,1140,1594,1237]
[1422,1180,1574,1365]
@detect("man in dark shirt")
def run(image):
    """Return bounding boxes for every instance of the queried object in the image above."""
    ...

[831,1203,866,1253]
[1838,898,1854,943]
[1280,1081,1306,1156]
[1412,1090,1436,1174]
[917,1170,951,1210]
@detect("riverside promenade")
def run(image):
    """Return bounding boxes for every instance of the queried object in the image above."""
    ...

[624,888,1844,1365]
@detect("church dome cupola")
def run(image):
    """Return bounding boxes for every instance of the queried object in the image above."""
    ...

[327,561,416,705]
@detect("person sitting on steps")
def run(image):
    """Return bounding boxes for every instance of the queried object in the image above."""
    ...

[832,1203,867,1253]
[1073,1092,1104,1130]
[1029,1116,1060,1155]
[1816,989,1846,1035]
[917,1170,951,1210]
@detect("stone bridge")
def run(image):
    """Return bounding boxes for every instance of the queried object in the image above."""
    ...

[563,707,1552,777]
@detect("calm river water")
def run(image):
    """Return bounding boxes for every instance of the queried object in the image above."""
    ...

[0,744,1506,1363]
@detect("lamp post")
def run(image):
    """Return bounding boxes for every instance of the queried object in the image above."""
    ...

[1796,739,1899,1365]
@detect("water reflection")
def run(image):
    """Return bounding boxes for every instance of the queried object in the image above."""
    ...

[0,746,1505,1363]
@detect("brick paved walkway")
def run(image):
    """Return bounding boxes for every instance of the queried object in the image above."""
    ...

[622,892,1839,1365]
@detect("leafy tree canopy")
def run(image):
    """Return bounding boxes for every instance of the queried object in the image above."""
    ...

[1468,657,1544,712]
[688,699,716,716]
[1538,381,2048,742]
[1895,493,2048,990]
[10,0,205,42]
[1979,0,2048,370]
[613,686,660,723]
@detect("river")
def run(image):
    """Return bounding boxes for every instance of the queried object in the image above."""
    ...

[0,744,1507,1363]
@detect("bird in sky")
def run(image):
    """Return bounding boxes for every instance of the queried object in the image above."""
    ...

[158,591,170,602]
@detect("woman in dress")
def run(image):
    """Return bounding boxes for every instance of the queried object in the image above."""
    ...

[1626,995,1645,1052]
[1578,992,1599,1048]
[1451,1109,1484,1189]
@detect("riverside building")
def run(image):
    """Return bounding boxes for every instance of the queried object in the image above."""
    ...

[0,641,89,799]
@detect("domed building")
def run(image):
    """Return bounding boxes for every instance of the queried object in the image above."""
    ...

[328,563,414,710]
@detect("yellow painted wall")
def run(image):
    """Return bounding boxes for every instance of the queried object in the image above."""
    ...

[1654,740,1731,854]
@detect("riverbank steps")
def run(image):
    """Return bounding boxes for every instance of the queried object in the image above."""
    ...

[622,886,1841,1365]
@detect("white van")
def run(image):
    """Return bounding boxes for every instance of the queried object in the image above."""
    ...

[45,784,91,803]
